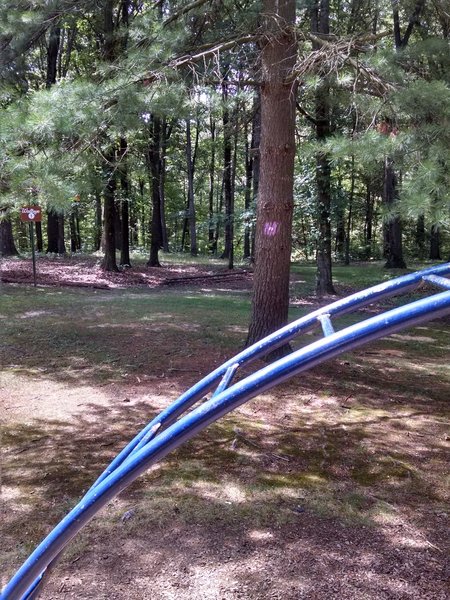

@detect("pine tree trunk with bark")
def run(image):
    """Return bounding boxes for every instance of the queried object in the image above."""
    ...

[221,82,234,262]
[46,24,60,88]
[147,117,163,267]
[160,119,171,253]
[186,119,198,257]
[312,0,336,295]
[208,118,216,253]
[429,225,441,260]
[0,210,18,256]
[383,158,406,269]
[246,0,297,350]
[416,215,426,259]
[45,19,66,255]
[363,181,374,259]
[70,212,78,252]
[46,210,59,253]
[243,116,253,260]
[100,0,119,272]
[250,91,261,262]
[101,152,119,272]
[119,137,131,266]
[94,190,102,251]
[382,1,426,269]
[35,221,43,252]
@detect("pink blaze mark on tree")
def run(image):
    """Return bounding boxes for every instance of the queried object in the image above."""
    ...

[264,221,279,237]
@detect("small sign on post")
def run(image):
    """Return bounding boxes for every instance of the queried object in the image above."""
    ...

[20,205,42,287]
[20,206,42,223]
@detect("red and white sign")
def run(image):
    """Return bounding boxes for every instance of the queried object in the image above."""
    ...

[20,206,42,222]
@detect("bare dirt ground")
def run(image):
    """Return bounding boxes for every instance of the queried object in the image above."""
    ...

[1,260,449,599]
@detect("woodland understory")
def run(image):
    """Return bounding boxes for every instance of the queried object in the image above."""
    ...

[1,271,449,599]
[1,3,450,598]
[1,0,449,342]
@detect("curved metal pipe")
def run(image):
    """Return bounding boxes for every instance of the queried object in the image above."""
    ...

[2,286,449,600]
[89,263,450,492]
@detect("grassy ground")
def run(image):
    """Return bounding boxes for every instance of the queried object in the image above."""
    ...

[1,261,449,599]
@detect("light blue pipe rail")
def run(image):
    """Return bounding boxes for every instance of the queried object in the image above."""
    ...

[2,263,450,600]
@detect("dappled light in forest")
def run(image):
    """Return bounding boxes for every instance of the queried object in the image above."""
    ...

[1,0,449,593]
[1,274,449,598]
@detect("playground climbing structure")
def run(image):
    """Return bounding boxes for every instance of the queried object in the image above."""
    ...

[2,263,450,600]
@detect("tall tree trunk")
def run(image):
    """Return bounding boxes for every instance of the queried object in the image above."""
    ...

[129,192,138,247]
[186,119,198,256]
[208,117,216,253]
[429,224,441,260]
[250,90,261,262]
[221,82,233,261]
[35,221,43,252]
[45,20,66,254]
[46,210,59,253]
[246,0,297,350]
[415,215,426,259]
[46,24,60,88]
[101,151,119,272]
[94,190,102,251]
[70,212,77,252]
[76,209,81,250]
[0,210,19,256]
[160,119,170,253]
[344,158,355,265]
[114,206,122,250]
[119,137,131,266]
[382,1,426,268]
[138,180,146,247]
[364,181,374,258]
[62,25,77,77]
[147,116,163,266]
[57,213,66,255]
[229,111,238,270]
[335,205,346,260]
[383,157,406,268]
[312,0,336,295]
[243,117,253,260]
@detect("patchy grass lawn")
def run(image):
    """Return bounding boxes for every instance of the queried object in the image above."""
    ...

[1,262,449,599]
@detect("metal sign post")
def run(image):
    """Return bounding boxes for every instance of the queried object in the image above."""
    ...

[20,206,42,287]
[29,222,37,287]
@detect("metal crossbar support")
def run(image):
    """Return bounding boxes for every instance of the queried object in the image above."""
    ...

[423,274,450,290]
[212,363,240,398]
[317,314,335,337]
[2,263,450,600]
[87,262,450,494]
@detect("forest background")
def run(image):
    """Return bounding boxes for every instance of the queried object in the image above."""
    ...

[1,0,449,341]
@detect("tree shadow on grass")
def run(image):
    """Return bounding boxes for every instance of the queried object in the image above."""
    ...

[2,376,449,599]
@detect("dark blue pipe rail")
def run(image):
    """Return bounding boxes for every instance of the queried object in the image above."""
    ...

[2,263,450,600]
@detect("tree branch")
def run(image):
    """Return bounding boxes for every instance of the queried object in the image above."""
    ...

[163,0,214,27]
[296,102,318,125]
[168,34,258,69]
[401,0,426,48]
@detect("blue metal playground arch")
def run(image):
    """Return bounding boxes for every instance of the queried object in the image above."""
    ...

[2,263,450,600]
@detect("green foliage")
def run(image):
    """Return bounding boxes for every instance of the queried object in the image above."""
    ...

[1,0,449,258]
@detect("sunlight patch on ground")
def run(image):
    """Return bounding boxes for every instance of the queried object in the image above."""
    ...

[188,480,248,504]
[0,485,24,501]
[0,372,112,421]
[390,333,436,343]
[222,482,247,503]
[19,310,54,319]
[226,325,248,334]
[365,354,450,375]
[248,530,274,541]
